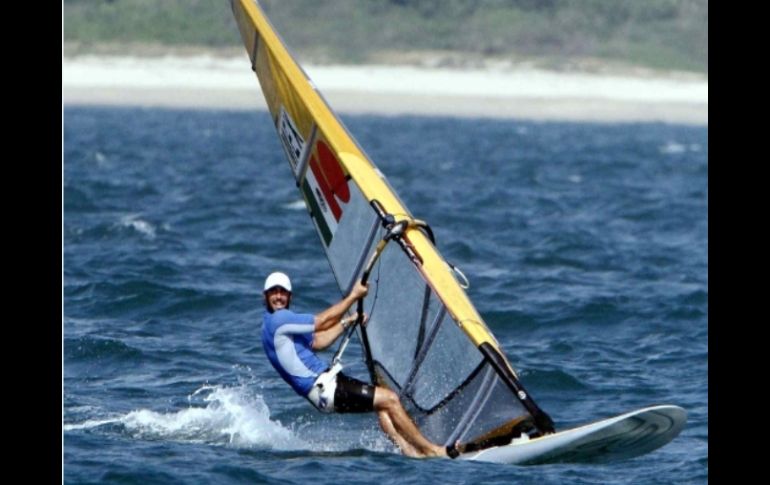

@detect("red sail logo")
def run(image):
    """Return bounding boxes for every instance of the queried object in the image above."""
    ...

[308,140,350,222]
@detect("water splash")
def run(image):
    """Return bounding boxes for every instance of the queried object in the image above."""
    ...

[64,416,122,431]
[64,385,308,451]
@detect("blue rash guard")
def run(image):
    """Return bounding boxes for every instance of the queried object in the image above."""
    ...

[261,309,328,396]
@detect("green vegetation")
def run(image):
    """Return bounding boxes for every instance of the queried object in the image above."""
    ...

[63,0,708,74]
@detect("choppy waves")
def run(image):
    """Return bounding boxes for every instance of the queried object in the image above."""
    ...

[64,108,707,484]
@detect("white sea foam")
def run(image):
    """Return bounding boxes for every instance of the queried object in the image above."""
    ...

[119,214,157,238]
[94,151,109,166]
[64,385,308,450]
[660,141,687,155]
[283,200,307,211]
[129,385,305,449]
[63,416,121,431]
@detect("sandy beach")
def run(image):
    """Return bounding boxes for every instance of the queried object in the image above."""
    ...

[62,55,707,125]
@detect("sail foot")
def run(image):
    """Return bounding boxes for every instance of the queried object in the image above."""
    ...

[478,342,556,435]
[460,416,542,454]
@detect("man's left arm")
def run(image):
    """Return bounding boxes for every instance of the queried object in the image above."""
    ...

[311,314,358,350]
[313,282,368,332]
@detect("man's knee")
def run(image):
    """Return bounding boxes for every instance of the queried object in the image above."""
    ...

[374,386,400,411]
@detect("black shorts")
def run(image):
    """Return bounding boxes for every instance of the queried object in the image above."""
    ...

[334,372,375,413]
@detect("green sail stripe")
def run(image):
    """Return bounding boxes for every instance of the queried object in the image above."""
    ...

[301,178,332,246]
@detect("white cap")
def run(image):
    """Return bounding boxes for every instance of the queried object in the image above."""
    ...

[264,272,292,292]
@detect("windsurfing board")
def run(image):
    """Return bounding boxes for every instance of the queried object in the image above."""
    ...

[458,405,686,465]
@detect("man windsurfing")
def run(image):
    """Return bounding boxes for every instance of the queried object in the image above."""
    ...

[260,271,452,458]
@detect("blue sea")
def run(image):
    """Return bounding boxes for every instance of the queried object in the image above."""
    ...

[63,106,707,484]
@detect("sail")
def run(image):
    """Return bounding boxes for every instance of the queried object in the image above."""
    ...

[231,0,554,448]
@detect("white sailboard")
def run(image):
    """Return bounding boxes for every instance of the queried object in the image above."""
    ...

[460,405,686,464]
[229,0,686,464]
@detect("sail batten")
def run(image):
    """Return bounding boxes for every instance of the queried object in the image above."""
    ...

[232,0,554,448]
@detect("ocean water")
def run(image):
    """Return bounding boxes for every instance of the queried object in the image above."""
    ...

[63,107,707,484]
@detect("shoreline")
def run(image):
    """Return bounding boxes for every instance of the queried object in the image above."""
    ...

[62,55,708,125]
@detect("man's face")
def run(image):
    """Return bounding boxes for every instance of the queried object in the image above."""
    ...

[265,286,291,311]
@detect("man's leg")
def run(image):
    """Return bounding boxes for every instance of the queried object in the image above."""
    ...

[377,410,419,457]
[373,386,446,458]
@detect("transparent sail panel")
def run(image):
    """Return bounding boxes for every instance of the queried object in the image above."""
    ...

[363,242,443,385]
[325,185,378,292]
[453,373,532,444]
[361,242,533,445]
[408,315,484,410]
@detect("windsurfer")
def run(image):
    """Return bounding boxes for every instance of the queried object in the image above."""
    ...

[261,271,449,458]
